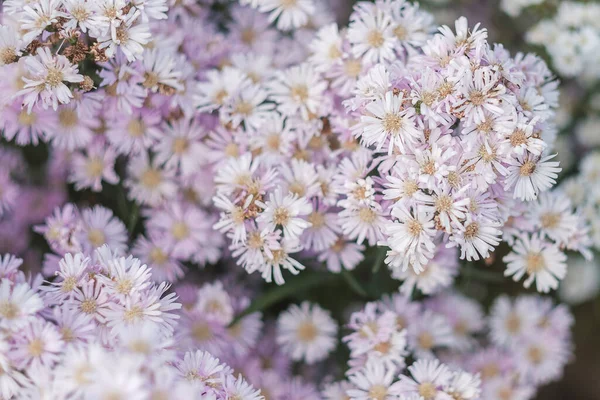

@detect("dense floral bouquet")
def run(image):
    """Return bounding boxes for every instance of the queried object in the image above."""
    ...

[0,0,598,399]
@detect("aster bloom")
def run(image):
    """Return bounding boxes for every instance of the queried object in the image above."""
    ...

[0,279,44,330]
[347,360,402,400]
[504,153,561,201]
[0,1,588,398]
[256,189,312,240]
[503,234,567,293]
[268,63,327,120]
[19,47,84,112]
[78,205,128,254]
[0,25,23,66]
[347,2,396,64]
[382,205,437,274]
[359,91,420,154]
[98,10,152,62]
[68,144,119,192]
[276,301,338,364]
[256,0,316,31]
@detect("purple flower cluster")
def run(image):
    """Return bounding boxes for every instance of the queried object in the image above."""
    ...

[0,0,592,398]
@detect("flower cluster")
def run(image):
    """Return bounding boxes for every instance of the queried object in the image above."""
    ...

[0,247,264,399]
[211,1,590,293]
[324,291,573,400]
[171,279,338,399]
[0,0,593,398]
[526,1,600,80]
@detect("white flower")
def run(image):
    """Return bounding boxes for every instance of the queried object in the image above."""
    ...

[0,25,23,66]
[141,48,184,93]
[359,91,420,154]
[19,0,65,43]
[257,0,316,31]
[78,205,128,254]
[98,10,151,62]
[396,359,452,399]
[383,205,436,274]
[504,153,561,201]
[63,0,103,34]
[559,256,600,305]
[69,145,119,192]
[277,301,338,364]
[309,23,343,72]
[99,256,152,299]
[450,216,502,261]
[125,153,178,206]
[268,63,327,120]
[347,359,402,400]
[347,2,396,64]
[256,189,312,240]
[19,47,84,113]
[503,235,567,293]
[0,279,44,331]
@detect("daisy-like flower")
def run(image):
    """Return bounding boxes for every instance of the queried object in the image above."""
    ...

[19,47,84,113]
[106,110,161,155]
[504,153,561,201]
[453,67,506,125]
[175,350,229,386]
[383,205,437,274]
[359,91,420,154]
[0,279,44,330]
[318,237,365,273]
[19,0,65,43]
[443,371,481,400]
[257,0,316,31]
[68,144,119,192]
[394,247,458,296]
[132,235,185,283]
[347,2,396,64]
[141,48,184,93]
[260,238,306,285]
[222,373,264,400]
[256,189,312,240]
[407,310,456,358]
[99,256,152,300]
[98,10,150,61]
[125,153,177,206]
[276,301,338,364]
[347,359,402,400]
[62,0,103,34]
[268,63,327,120]
[195,281,234,326]
[450,216,502,261]
[195,67,251,112]
[309,23,343,72]
[42,252,90,303]
[527,191,579,245]
[513,332,570,385]
[488,295,541,348]
[503,234,567,293]
[153,117,207,177]
[78,205,128,254]
[0,25,23,66]
[221,83,275,132]
[397,359,452,400]
[10,319,64,370]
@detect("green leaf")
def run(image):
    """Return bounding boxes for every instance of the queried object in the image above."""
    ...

[229,271,336,327]
[372,247,387,273]
[341,270,369,298]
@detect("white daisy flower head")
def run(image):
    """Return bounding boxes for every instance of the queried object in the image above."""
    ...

[276,301,338,364]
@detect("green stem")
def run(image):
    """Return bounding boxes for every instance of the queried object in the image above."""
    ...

[229,272,336,327]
